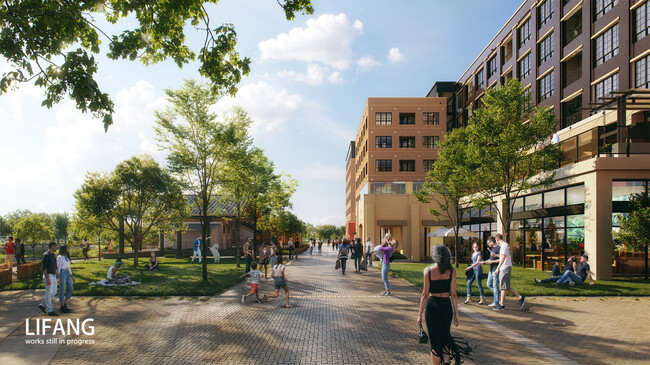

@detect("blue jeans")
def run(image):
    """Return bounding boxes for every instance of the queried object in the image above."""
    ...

[245,255,252,273]
[486,270,499,304]
[381,262,390,290]
[270,256,277,268]
[340,258,347,273]
[466,271,484,297]
[41,274,57,312]
[557,271,583,285]
[366,253,373,266]
[59,270,73,303]
[354,254,362,271]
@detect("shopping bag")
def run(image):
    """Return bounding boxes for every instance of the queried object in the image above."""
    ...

[335,259,341,270]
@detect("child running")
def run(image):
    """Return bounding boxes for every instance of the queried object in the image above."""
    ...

[264,257,291,308]
[240,262,263,304]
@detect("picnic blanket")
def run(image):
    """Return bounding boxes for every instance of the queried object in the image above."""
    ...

[89,279,141,287]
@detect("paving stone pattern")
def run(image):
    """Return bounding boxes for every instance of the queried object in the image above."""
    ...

[0,249,648,364]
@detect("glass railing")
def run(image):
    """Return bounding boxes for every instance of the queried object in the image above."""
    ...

[369,182,406,195]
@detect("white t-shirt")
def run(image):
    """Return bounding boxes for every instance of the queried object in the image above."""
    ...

[272,264,285,277]
[499,242,512,268]
[366,242,374,253]
[56,255,71,272]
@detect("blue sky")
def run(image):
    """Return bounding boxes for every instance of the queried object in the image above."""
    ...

[0,0,522,225]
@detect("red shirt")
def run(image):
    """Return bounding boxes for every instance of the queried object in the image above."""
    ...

[3,241,15,255]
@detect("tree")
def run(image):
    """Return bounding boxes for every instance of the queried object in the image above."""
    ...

[53,212,70,243]
[465,79,559,242]
[0,216,11,237]
[155,80,244,280]
[415,127,476,266]
[74,155,188,266]
[257,176,297,238]
[0,0,313,130]
[615,193,650,280]
[4,209,32,234]
[13,213,53,259]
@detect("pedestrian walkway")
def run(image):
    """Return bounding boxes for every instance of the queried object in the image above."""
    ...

[0,250,648,364]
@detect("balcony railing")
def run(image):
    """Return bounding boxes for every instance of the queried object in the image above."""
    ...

[564,24,582,46]
[563,110,582,127]
[564,66,582,87]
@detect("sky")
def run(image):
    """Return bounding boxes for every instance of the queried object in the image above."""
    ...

[0,0,523,226]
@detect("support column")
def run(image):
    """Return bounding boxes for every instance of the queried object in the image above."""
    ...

[584,172,613,280]
[409,195,421,261]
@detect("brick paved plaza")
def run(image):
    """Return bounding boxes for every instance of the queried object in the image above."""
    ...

[0,250,648,364]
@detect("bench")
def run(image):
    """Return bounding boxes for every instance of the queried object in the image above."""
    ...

[0,268,11,285]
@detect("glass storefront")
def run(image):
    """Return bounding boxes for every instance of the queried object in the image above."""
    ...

[612,180,650,275]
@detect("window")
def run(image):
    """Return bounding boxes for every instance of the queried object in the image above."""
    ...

[465,81,473,100]
[399,113,415,125]
[476,70,485,88]
[523,88,533,112]
[524,194,542,211]
[612,181,647,201]
[538,71,554,102]
[543,189,565,208]
[566,185,585,205]
[594,24,619,66]
[538,32,554,65]
[594,73,618,101]
[423,160,436,172]
[518,17,531,48]
[595,0,618,20]
[635,1,650,41]
[538,0,554,27]
[399,160,415,172]
[423,112,439,125]
[518,53,531,79]
[399,136,415,148]
[375,159,392,172]
[423,136,439,148]
[487,56,497,78]
[375,112,392,125]
[375,136,392,148]
[636,55,650,89]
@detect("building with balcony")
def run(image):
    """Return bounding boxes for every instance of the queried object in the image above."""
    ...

[433,0,650,279]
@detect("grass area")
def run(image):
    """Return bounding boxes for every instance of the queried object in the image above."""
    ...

[1,257,252,296]
[387,262,650,297]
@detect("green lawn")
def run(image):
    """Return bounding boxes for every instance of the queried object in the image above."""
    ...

[387,262,650,297]
[1,257,251,296]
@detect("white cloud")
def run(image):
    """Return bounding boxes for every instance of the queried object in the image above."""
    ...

[258,13,363,70]
[276,64,344,86]
[328,71,343,84]
[357,56,381,71]
[388,47,406,63]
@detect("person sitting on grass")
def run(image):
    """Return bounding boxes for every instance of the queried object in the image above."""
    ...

[554,254,595,286]
[240,262,263,304]
[107,259,132,284]
[145,251,160,271]
[534,256,577,284]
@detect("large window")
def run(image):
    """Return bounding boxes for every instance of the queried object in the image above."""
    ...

[375,112,392,125]
[612,181,648,201]
[423,112,439,125]
[518,53,531,79]
[544,189,565,208]
[634,1,650,41]
[375,159,392,172]
[518,17,531,49]
[423,159,436,172]
[399,136,415,148]
[487,56,497,78]
[594,72,619,101]
[566,185,585,205]
[375,136,392,148]
[399,113,415,125]
[594,24,619,66]
[423,136,439,148]
[538,71,554,102]
[476,69,485,88]
[538,0,554,27]
[399,160,415,172]
[538,32,554,65]
[595,0,618,20]
[636,55,650,89]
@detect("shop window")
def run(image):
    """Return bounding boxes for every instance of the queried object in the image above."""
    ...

[566,185,585,205]
[544,189,565,208]
[612,181,647,201]
[525,194,542,211]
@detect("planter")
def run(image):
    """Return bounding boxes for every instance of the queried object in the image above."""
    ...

[0,268,12,285]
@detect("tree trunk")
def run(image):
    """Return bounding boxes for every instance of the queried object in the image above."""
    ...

[454,206,460,268]
[133,227,139,267]
[645,244,648,281]
[119,218,125,255]
[201,206,209,282]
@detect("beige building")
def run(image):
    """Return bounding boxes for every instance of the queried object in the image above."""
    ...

[346,97,449,259]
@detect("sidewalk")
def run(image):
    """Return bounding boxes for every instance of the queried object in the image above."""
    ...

[0,250,647,364]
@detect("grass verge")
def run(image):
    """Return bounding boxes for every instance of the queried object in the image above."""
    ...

[387,262,650,297]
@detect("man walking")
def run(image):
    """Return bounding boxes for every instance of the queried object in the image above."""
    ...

[287,238,294,259]
[293,239,300,260]
[191,235,202,263]
[482,236,500,307]
[15,238,26,266]
[243,237,253,273]
[493,233,525,311]
[365,237,374,267]
[39,242,60,316]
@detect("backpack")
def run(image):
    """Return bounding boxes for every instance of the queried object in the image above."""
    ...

[340,245,348,256]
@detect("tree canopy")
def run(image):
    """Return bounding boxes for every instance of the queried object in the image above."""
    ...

[0,0,314,130]
[13,213,53,258]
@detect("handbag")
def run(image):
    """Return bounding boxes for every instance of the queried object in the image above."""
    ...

[335,259,341,270]
[419,325,428,344]
[361,259,368,271]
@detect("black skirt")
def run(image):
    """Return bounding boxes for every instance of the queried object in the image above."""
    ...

[425,296,472,364]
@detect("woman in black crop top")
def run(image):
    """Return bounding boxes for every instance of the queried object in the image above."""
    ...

[417,244,471,365]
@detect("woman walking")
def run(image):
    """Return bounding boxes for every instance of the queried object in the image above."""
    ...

[269,241,278,269]
[377,234,395,296]
[338,239,350,275]
[57,245,75,313]
[464,241,485,304]
[81,237,89,260]
[259,242,271,279]
[417,244,471,365]
[264,256,291,308]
